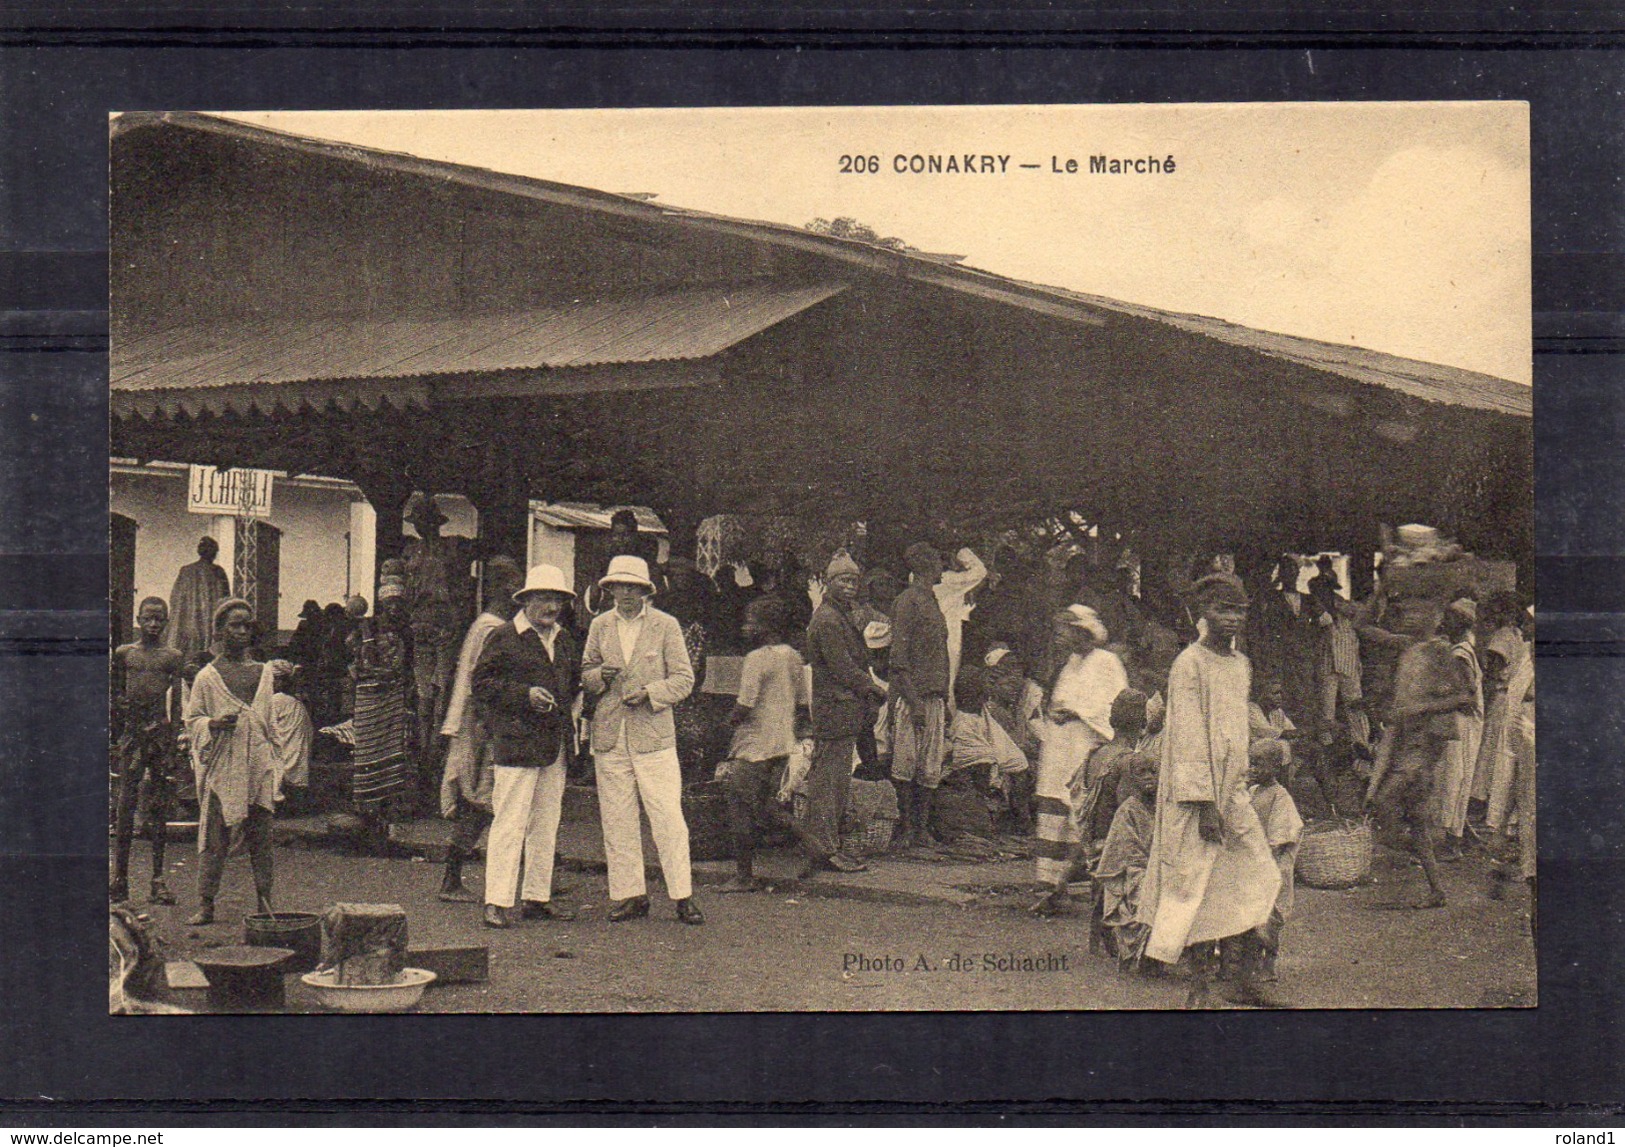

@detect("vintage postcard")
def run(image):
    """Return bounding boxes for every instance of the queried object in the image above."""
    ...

[107,103,1533,1014]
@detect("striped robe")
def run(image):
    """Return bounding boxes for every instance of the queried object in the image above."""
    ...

[1033,648,1127,886]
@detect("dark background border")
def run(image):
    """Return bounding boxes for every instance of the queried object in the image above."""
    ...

[2,4,1621,1122]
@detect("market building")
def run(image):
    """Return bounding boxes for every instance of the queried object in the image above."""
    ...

[109,111,1532,599]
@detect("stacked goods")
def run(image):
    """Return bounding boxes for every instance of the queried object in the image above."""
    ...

[318,903,408,986]
[1380,524,1516,602]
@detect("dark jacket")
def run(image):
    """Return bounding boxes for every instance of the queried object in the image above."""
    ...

[890,582,951,700]
[805,599,878,739]
[472,619,580,768]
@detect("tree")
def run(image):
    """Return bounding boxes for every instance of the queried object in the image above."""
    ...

[804,216,913,252]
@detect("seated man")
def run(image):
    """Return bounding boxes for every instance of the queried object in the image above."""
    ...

[945,664,1030,832]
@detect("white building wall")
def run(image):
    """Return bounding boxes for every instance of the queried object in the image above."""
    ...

[270,482,362,628]
[529,521,578,592]
[113,465,366,632]
[113,466,488,631]
[111,469,234,624]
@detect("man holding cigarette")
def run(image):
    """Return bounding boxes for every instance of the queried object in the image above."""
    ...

[471,563,581,929]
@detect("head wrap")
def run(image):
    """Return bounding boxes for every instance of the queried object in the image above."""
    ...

[1193,572,1251,607]
[1446,597,1478,623]
[825,552,862,581]
[863,620,894,650]
[212,596,253,631]
[984,645,1012,668]
[1063,604,1108,643]
[377,581,406,601]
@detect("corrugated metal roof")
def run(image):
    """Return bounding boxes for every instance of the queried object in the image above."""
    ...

[113,113,1530,421]
[531,502,668,534]
[112,281,846,400]
[994,284,1533,418]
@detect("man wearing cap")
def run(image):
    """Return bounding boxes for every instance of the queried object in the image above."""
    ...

[404,494,473,775]
[889,542,953,848]
[435,555,524,904]
[803,552,888,873]
[1139,573,1283,1007]
[471,564,581,928]
[859,619,894,776]
[582,555,703,925]
[1031,604,1128,916]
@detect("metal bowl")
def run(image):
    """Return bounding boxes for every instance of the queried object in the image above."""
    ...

[299,967,436,1012]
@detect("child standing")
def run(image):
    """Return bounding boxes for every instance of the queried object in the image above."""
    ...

[1248,676,1300,745]
[1092,752,1159,970]
[1248,738,1304,981]
[720,597,809,892]
[1082,688,1149,849]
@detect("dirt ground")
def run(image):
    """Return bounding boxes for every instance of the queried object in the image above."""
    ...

[123,828,1537,1013]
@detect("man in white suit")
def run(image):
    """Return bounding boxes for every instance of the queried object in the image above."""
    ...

[582,555,704,925]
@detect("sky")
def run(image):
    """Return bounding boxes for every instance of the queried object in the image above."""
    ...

[228,103,1531,384]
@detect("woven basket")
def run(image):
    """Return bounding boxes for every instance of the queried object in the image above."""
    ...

[840,819,896,857]
[1297,818,1374,889]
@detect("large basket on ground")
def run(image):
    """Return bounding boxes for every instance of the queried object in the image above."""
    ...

[840,820,895,857]
[1297,818,1374,889]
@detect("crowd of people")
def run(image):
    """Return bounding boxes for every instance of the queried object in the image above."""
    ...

[112,504,1537,1007]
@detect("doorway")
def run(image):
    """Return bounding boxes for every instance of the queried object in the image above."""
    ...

[233,518,283,635]
[110,513,137,647]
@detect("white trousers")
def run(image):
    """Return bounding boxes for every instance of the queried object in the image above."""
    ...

[485,758,566,908]
[596,727,692,901]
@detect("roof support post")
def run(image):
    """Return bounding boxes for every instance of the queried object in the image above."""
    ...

[355,468,413,572]
[469,482,532,567]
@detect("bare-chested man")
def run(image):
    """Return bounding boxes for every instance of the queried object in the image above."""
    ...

[1365,593,1477,910]
[111,597,184,904]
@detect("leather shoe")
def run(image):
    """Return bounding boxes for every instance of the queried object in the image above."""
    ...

[675,898,706,926]
[482,904,510,929]
[520,899,577,921]
[607,895,650,922]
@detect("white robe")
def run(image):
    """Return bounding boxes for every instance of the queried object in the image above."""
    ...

[1139,641,1280,964]
[439,610,507,816]
[269,692,313,789]
[1036,647,1129,801]
[933,548,988,699]
[1435,639,1483,835]
[183,661,281,852]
